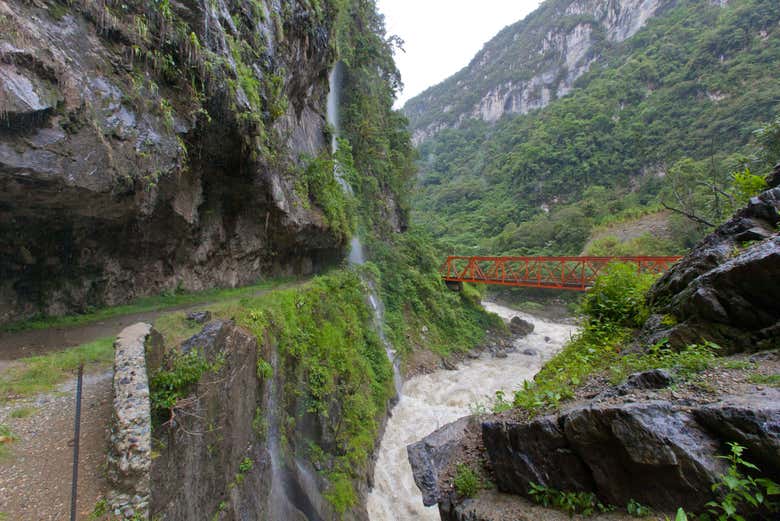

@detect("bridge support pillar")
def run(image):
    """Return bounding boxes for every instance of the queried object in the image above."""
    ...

[445,280,463,292]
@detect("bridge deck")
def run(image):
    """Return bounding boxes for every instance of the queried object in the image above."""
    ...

[441,255,683,291]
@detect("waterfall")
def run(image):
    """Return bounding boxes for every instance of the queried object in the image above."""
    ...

[327,62,402,398]
[266,347,324,521]
[327,62,353,195]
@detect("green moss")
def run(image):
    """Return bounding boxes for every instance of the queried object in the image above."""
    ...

[298,153,356,242]
[0,423,16,459]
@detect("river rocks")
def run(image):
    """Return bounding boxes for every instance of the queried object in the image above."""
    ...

[412,389,780,517]
[644,187,780,352]
[694,392,780,481]
[509,316,535,336]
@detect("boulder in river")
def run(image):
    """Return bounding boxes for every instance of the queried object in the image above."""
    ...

[509,316,535,336]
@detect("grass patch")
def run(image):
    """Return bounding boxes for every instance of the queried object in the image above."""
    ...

[0,337,114,401]
[749,373,780,386]
[510,264,715,415]
[453,463,482,498]
[9,406,37,419]
[1,278,294,334]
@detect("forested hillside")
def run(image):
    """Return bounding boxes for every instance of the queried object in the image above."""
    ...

[408,0,780,256]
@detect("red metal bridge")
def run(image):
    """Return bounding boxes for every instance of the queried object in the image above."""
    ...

[441,256,683,292]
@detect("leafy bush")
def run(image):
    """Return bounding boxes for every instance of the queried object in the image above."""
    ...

[627,498,653,517]
[730,168,768,206]
[580,263,657,328]
[453,463,481,498]
[149,349,214,422]
[528,482,612,516]
[705,442,780,520]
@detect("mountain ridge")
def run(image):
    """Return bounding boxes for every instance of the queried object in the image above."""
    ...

[403,0,681,144]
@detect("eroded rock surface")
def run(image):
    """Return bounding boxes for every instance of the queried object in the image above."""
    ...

[0,0,403,324]
[644,187,780,352]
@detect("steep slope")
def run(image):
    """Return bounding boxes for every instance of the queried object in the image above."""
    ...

[407,0,780,256]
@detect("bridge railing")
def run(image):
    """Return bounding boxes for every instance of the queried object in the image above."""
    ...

[441,255,683,291]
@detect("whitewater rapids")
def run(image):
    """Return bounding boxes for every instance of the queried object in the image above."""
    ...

[366,302,577,520]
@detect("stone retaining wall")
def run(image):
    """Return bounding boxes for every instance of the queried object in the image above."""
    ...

[107,323,153,520]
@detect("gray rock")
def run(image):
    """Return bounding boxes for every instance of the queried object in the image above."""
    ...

[479,400,731,512]
[617,369,673,395]
[408,417,474,507]
[509,316,535,336]
[186,311,212,324]
[522,348,539,356]
[644,187,780,352]
[180,321,224,354]
[483,415,595,496]
[694,389,780,481]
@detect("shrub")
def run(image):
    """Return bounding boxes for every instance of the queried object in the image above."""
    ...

[528,482,612,516]
[705,442,780,520]
[580,262,657,327]
[453,463,481,498]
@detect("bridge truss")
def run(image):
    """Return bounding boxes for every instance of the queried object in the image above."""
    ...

[441,256,683,291]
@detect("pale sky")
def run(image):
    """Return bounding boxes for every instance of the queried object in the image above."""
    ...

[376,0,544,107]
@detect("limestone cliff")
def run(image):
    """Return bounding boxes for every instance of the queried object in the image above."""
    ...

[0,0,404,324]
[404,0,677,144]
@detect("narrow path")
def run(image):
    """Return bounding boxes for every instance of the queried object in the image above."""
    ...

[0,279,308,361]
[0,372,112,520]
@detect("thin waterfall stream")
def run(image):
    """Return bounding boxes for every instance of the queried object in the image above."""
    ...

[327,62,402,396]
[366,302,577,520]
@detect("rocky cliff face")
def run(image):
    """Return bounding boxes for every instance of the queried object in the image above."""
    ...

[644,180,780,352]
[0,0,399,324]
[403,0,676,144]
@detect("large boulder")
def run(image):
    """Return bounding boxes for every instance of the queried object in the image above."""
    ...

[509,316,535,336]
[644,187,780,352]
[411,390,780,516]
[484,401,726,512]
[407,416,474,507]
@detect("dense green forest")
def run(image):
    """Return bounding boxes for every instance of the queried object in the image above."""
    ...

[410,0,780,256]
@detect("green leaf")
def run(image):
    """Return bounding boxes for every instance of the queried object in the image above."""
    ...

[674,507,688,521]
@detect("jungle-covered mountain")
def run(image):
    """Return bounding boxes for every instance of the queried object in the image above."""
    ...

[406,0,780,257]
